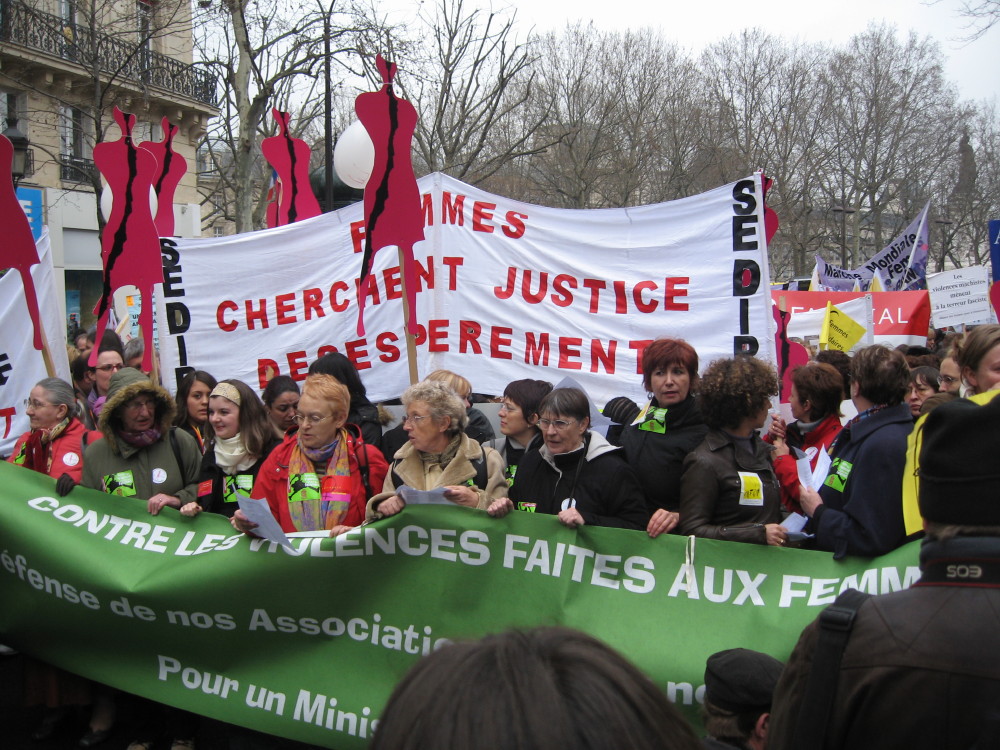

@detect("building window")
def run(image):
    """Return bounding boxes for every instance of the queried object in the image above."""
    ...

[59,106,92,183]
[213,226,225,237]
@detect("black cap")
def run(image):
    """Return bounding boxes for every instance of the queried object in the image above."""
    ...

[919,392,1000,525]
[704,648,783,713]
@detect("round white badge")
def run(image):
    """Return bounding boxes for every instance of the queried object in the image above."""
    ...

[62,452,80,467]
[152,468,167,484]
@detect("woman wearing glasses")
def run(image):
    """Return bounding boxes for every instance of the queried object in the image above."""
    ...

[231,374,387,534]
[86,348,124,418]
[488,388,648,529]
[9,377,100,489]
[362,381,506,523]
[490,378,553,486]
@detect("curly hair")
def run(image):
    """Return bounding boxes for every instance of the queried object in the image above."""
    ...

[403,381,469,436]
[698,357,778,430]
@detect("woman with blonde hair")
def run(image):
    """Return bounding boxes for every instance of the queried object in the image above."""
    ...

[231,374,387,534]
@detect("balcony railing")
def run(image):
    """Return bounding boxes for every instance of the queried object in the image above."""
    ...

[0,0,217,107]
[60,154,94,183]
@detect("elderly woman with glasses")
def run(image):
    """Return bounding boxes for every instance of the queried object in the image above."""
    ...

[487,388,648,529]
[231,374,388,535]
[360,381,507,524]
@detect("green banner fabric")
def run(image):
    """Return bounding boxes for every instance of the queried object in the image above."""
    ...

[0,462,920,747]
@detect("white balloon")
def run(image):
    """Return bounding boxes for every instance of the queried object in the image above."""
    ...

[334,120,375,189]
[100,180,159,223]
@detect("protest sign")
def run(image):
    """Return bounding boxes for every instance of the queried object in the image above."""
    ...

[156,173,776,406]
[0,461,920,747]
[819,299,872,353]
[771,291,928,348]
[0,230,71,456]
[927,266,996,328]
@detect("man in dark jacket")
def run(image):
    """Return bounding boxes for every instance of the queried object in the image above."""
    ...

[799,345,912,558]
[768,391,1000,750]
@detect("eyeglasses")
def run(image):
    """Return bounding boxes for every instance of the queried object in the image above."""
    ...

[95,363,123,372]
[402,414,430,425]
[23,399,53,409]
[124,397,155,412]
[498,401,520,414]
[537,418,578,431]
[293,413,335,425]
[937,375,957,386]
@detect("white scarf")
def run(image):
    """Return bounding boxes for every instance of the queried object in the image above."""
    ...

[214,433,256,474]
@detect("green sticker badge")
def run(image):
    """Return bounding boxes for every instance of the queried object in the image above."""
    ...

[103,470,137,497]
[823,458,854,494]
[288,473,321,504]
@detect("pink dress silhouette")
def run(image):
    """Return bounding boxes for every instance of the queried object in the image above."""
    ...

[355,55,425,336]
[141,117,187,237]
[90,107,162,373]
[262,109,321,227]
[0,135,46,353]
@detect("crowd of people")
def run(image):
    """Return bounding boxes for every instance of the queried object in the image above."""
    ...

[5,320,1000,749]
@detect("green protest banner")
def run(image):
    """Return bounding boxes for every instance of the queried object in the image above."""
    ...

[0,462,919,747]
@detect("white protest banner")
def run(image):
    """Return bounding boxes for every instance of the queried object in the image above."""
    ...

[927,266,997,328]
[0,229,72,456]
[157,173,776,406]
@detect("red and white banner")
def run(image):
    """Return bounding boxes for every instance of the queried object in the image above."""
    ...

[157,173,776,406]
[771,290,931,349]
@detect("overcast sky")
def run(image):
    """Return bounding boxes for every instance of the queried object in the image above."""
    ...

[388,0,998,103]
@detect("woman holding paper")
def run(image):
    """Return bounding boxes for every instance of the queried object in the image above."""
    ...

[678,357,787,546]
[765,362,844,514]
[230,374,387,534]
[179,380,280,519]
[362,380,507,523]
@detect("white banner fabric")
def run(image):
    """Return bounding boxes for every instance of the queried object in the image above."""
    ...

[156,173,776,407]
[0,229,72,456]
[927,266,997,328]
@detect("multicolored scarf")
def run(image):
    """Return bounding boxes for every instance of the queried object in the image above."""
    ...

[287,428,353,531]
[829,403,890,453]
[117,427,163,449]
[21,417,71,474]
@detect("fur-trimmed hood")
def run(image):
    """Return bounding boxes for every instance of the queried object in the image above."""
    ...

[97,368,176,454]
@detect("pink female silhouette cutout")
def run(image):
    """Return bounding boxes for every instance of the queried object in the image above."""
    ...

[141,117,187,237]
[354,55,425,336]
[90,107,162,373]
[0,135,47,355]
[773,302,810,403]
[262,109,321,227]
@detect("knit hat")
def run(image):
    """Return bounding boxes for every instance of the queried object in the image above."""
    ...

[704,648,783,714]
[603,396,641,426]
[919,392,1000,525]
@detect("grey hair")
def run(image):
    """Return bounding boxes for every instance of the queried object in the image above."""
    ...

[123,337,145,361]
[539,387,591,425]
[35,377,78,415]
[402,381,469,435]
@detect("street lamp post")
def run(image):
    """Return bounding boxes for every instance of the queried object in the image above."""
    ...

[2,118,30,188]
[832,206,856,267]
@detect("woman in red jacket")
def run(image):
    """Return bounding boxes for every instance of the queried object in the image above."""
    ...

[231,374,387,535]
[766,362,844,514]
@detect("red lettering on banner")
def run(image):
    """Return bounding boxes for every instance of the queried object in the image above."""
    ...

[422,193,433,226]
[490,327,513,359]
[275,293,296,325]
[633,281,657,313]
[317,345,338,358]
[442,192,465,226]
[459,320,483,354]
[1,406,15,438]
[415,258,434,292]
[494,268,515,299]
[472,202,496,233]
[329,281,350,312]
[428,319,449,352]
[592,340,616,373]
[355,276,381,306]
[582,278,607,313]
[376,332,400,362]
[558,338,584,369]
[442,257,463,290]
[629,340,653,374]
[217,300,238,332]
[552,274,576,307]
[613,280,628,314]
[664,277,690,311]
[257,359,279,388]
[525,333,550,366]
[303,288,325,320]
[383,267,402,300]
[350,220,365,254]
[524,271,547,304]
[287,351,309,380]
[245,299,269,330]
[502,211,527,239]
[345,339,370,370]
